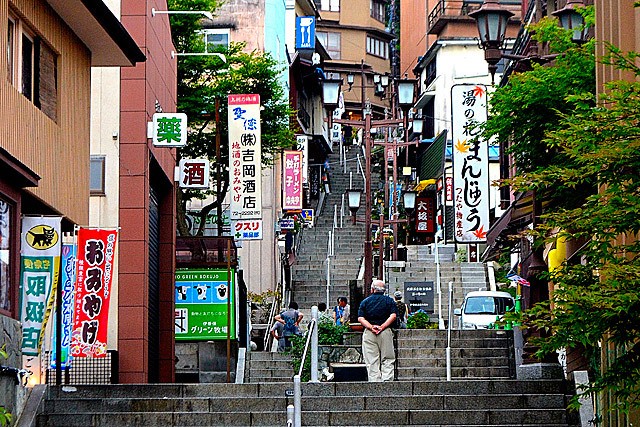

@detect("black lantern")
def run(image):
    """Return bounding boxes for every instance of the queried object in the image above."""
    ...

[552,0,588,43]
[402,190,417,215]
[469,0,514,83]
[322,77,342,109]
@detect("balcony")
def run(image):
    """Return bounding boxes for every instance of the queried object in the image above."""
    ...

[427,0,521,35]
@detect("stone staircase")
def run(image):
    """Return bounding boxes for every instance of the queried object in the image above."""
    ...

[387,246,490,328]
[36,379,577,426]
[396,329,515,380]
[291,147,366,310]
[245,351,293,383]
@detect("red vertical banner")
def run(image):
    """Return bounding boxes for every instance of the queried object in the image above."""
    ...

[283,150,303,210]
[415,196,436,234]
[70,228,117,358]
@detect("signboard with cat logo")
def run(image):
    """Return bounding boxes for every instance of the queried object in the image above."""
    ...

[19,216,62,357]
[174,269,235,340]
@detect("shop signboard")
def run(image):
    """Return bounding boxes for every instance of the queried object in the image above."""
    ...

[175,269,235,341]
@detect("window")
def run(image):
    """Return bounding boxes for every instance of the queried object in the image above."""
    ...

[316,31,341,59]
[370,0,386,22]
[90,156,106,196]
[366,35,388,59]
[7,13,58,120]
[315,0,339,11]
[0,198,12,312]
[203,29,230,52]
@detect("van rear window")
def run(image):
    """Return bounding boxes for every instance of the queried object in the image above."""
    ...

[464,296,514,315]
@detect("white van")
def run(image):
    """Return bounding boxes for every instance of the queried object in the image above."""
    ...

[454,290,515,329]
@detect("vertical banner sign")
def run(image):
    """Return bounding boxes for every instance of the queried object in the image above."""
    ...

[19,216,62,356]
[70,228,117,358]
[451,84,489,242]
[283,150,303,210]
[51,244,76,368]
[415,196,436,234]
[175,269,235,340]
[228,94,262,220]
[331,92,345,144]
[445,176,454,202]
[296,16,316,50]
[295,135,309,185]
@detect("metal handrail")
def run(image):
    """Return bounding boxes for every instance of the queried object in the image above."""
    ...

[263,293,280,351]
[297,318,317,378]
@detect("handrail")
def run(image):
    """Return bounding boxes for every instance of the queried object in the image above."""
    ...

[297,318,317,378]
[263,293,280,351]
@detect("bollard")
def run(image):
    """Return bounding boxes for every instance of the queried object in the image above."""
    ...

[287,404,294,427]
[293,374,302,427]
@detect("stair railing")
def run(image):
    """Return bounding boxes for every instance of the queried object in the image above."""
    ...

[326,229,334,308]
[263,292,281,351]
[292,306,319,427]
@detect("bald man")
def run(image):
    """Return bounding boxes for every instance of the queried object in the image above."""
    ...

[358,279,398,382]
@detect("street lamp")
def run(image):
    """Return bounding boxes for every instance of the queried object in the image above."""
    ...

[471,0,589,82]
[346,189,362,224]
[397,77,417,108]
[552,0,588,43]
[402,190,417,215]
[469,0,514,84]
[322,78,342,109]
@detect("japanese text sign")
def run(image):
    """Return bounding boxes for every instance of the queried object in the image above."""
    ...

[295,135,309,185]
[283,151,303,210]
[152,113,187,147]
[70,228,118,358]
[404,281,435,314]
[228,94,262,220]
[232,219,263,240]
[175,269,236,341]
[179,158,210,189]
[451,84,489,243]
[51,244,76,368]
[415,196,436,234]
[19,216,62,356]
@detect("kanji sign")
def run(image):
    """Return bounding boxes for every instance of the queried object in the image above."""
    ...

[283,151,303,210]
[175,269,235,341]
[152,113,187,147]
[232,219,263,240]
[51,244,76,368]
[404,281,435,314]
[19,216,62,356]
[415,196,436,234]
[228,94,262,220]
[451,84,489,243]
[295,135,309,185]
[179,158,210,189]
[70,228,118,358]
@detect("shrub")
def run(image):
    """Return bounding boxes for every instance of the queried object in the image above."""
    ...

[407,311,437,329]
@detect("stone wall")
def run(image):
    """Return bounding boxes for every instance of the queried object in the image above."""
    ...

[1,314,28,421]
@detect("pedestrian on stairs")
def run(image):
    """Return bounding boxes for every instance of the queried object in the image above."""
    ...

[275,301,303,350]
[394,291,410,329]
[332,296,350,326]
[357,279,398,382]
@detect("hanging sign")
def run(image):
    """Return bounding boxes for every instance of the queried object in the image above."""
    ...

[19,216,62,356]
[415,196,436,234]
[295,135,309,185]
[296,16,316,50]
[70,228,118,358]
[152,113,187,147]
[232,219,263,240]
[175,269,235,341]
[179,158,210,189]
[228,94,262,220]
[283,150,303,210]
[451,84,489,243]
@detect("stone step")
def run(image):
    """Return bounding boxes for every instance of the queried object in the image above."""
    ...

[397,366,513,379]
[397,356,511,368]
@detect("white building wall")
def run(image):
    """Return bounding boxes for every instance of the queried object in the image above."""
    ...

[89,0,121,349]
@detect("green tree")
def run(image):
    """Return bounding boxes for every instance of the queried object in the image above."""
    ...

[167,0,295,236]
[510,46,640,411]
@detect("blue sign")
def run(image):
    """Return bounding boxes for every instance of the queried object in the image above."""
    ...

[280,218,295,230]
[296,16,316,50]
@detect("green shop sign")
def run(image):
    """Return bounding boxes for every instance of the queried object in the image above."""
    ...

[174,269,235,341]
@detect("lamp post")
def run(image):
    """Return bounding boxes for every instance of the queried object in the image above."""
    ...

[346,189,362,224]
[470,0,588,83]
[323,75,417,291]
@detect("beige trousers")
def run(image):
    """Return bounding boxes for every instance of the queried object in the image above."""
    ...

[361,328,395,382]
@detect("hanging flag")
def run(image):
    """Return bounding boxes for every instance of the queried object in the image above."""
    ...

[19,216,62,356]
[51,243,76,368]
[70,228,118,358]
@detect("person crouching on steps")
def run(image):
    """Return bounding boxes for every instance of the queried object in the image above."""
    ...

[357,279,398,382]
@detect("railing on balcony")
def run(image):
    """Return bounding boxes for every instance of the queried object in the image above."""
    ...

[427,0,521,35]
